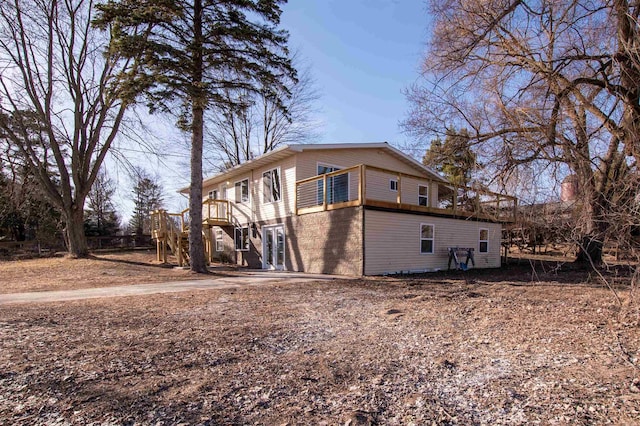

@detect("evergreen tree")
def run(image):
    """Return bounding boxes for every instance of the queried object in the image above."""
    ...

[95,0,296,272]
[84,171,121,237]
[423,128,478,188]
[0,159,62,243]
[129,172,164,235]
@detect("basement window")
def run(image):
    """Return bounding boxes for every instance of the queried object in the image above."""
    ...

[479,229,489,253]
[234,226,249,251]
[420,223,434,254]
[215,229,224,252]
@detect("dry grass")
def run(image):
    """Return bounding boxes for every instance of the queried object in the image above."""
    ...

[0,252,639,424]
[0,251,221,294]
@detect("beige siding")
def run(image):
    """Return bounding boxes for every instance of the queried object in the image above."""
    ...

[398,176,439,207]
[364,210,502,275]
[362,168,440,207]
[229,174,253,225]
[201,156,297,226]
[253,155,296,222]
[295,148,421,181]
[365,168,398,203]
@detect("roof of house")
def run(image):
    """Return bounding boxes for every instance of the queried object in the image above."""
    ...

[179,142,445,193]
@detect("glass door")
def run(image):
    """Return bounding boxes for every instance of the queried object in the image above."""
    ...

[263,225,285,270]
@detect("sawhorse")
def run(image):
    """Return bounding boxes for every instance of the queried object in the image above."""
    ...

[447,247,475,270]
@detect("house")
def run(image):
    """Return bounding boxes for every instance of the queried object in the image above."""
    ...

[151,143,517,275]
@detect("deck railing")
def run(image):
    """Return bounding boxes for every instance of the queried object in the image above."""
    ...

[295,164,517,222]
[151,199,233,237]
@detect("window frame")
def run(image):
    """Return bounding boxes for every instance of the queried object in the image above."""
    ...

[234,226,249,251]
[389,179,398,192]
[234,178,249,204]
[317,162,350,204]
[418,184,429,207]
[420,223,435,254]
[479,228,489,253]
[215,229,224,252]
[262,167,282,204]
[208,189,218,200]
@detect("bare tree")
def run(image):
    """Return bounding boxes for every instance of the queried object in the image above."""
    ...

[205,62,320,171]
[0,0,140,257]
[403,0,639,264]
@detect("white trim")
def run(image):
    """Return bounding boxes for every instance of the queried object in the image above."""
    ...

[418,184,429,207]
[262,224,286,270]
[234,178,250,204]
[234,226,249,251]
[317,162,350,203]
[389,178,398,192]
[262,166,282,204]
[316,161,344,172]
[479,228,489,253]
[420,223,435,254]
[215,229,224,252]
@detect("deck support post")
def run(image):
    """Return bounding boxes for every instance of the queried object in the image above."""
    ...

[322,174,328,210]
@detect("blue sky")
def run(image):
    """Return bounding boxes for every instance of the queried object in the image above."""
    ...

[281,0,429,145]
[112,1,431,218]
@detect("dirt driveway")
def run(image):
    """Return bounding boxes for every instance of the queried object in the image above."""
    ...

[0,271,350,304]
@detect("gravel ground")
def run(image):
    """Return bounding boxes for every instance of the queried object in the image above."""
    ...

[0,258,639,425]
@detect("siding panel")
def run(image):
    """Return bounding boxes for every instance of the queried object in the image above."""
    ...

[364,209,502,275]
[295,148,422,181]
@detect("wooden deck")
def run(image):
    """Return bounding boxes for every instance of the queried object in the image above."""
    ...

[295,164,517,223]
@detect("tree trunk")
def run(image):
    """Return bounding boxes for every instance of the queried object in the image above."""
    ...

[65,204,89,258]
[574,188,605,266]
[188,0,207,273]
[575,235,603,266]
[189,104,207,273]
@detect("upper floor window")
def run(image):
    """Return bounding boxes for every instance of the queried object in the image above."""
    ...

[317,164,349,204]
[479,228,489,253]
[208,190,218,200]
[420,223,434,254]
[235,179,249,203]
[418,185,429,206]
[263,168,281,203]
[390,179,398,192]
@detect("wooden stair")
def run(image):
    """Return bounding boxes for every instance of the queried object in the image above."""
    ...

[151,209,214,267]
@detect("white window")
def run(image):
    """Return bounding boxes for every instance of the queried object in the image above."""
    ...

[479,228,489,253]
[420,223,434,254]
[235,179,249,203]
[418,185,429,206]
[390,179,398,192]
[215,229,224,252]
[263,168,281,203]
[317,164,349,204]
[234,226,249,251]
[208,190,218,200]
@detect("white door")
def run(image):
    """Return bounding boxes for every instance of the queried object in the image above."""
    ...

[263,225,285,270]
